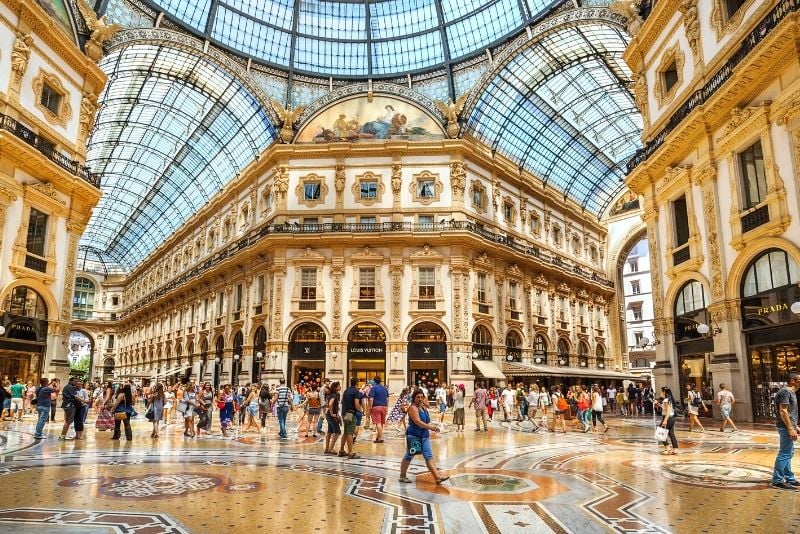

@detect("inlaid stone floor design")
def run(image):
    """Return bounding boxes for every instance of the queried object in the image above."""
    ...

[1,411,798,533]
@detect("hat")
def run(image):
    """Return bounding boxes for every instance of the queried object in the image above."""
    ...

[458,383,465,390]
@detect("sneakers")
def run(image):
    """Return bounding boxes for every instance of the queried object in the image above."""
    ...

[787,480,800,487]
[770,481,798,491]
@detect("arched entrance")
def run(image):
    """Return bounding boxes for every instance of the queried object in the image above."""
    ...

[578,340,590,368]
[347,322,386,388]
[740,249,800,420]
[674,280,714,413]
[252,326,266,384]
[102,357,115,380]
[67,330,94,380]
[289,322,325,387]
[557,339,570,367]
[407,322,447,398]
[471,325,492,360]
[0,286,49,381]
[185,341,194,383]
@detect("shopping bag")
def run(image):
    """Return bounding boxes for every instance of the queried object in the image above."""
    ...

[654,426,669,442]
[96,409,114,430]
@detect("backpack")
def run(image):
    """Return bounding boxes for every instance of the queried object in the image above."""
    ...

[691,392,702,407]
[556,395,568,412]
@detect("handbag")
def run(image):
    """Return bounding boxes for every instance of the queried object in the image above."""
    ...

[216,401,226,410]
[406,435,423,455]
[654,426,669,442]
[114,411,128,421]
[145,405,154,421]
[96,409,114,430]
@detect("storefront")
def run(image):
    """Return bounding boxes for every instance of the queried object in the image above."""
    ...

[289,322,326,388]
[0,286,48,382]
[407,322,447,399]
[505,331,522,363]
[740,249,800,421]
[673,280,714,414]
[347,322,386,387]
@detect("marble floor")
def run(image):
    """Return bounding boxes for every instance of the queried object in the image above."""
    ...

[0,409,797,534]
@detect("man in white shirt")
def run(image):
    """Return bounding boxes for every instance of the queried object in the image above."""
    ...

[607,386,617,413]
[716,383,739,433]
[501,385,516,422]
[435,385,448,423]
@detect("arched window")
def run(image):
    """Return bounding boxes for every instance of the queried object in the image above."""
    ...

[505,331,522,362]
[408,322,446,342]
[533,334,547,364]
[557,339,570,366]
[3,286,47,319]
[472,325,492,345]
[578,341,589,367]
[741,249,799,297]
[675,280,706,316]
[596,345,606,369]
[72,277,95,319]
[291,323,326,342]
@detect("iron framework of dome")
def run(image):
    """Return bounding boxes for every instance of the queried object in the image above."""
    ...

[78,1,639,274]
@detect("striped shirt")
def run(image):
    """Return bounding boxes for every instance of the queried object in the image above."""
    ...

[275,386,292,407]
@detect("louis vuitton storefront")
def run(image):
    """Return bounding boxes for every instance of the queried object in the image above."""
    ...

[288,323,326,388]
[740,250,800,421]
[407,322,447,397]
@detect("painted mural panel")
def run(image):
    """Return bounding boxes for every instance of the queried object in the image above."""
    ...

[297,96,444,143]
[36,0,76,41]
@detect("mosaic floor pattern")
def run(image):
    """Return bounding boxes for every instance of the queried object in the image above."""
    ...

[1,411,798,534]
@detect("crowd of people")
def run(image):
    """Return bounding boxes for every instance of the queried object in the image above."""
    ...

[2,373,797,491]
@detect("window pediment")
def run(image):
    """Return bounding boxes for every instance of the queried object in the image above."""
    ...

[410,171,442,205]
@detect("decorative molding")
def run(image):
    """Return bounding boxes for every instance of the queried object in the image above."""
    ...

[390,163,402,196]
[653,43,685,109]
[450,160,466,198]
[351,172,385,207]
[433,89,470,138]
[32,69,73,128]
[710,0,756,40]
[409,170,443,205]
[679,0,701,59]
[609,1,644,36]
[469,179,487,213]
[295,173,329,208]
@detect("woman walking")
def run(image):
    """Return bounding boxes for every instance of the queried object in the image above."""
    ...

[591,385,609,433]
[658,386,678,454]
[182,380,198,437]
[111,384,134,441]
[452,384,465,432]
[303,385,322,438]
[324,381,341,455]
[148,383,165,438]
[685,384,707,432]
[550,386,567,433]
[398,389,449,485]
[198,382,215,435]
[242,384,261,433]
[218,384,235,438]
[258,384,272,430]
[163,386,175,426]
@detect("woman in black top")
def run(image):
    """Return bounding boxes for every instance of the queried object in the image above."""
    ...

[111,384,134,441]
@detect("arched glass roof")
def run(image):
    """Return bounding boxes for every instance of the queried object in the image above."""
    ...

[80,44,277,271]
[147,0,558,77]
[466,21,641,216]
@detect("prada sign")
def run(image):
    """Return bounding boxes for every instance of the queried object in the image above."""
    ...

[472,343,492,360]
[408,342,446,359]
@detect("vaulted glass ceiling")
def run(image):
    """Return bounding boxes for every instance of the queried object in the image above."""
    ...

[466,22,640,215]
[80,44,276,271]
[147,0,557,76]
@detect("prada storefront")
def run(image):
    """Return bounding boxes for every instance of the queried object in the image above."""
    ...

[0,287,49,382]
[288,323,326,388]
[674,281,715,410]
[740,250,800,421]
[407,322,447,399]
[347,322,386,387]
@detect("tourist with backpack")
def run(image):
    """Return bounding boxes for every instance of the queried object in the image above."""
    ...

[550,386,568,433]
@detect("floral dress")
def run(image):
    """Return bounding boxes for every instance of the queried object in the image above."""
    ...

[387,396,406,423]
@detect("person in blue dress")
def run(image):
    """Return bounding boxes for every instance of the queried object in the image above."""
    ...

[398,389,449,485]
[360,105,397,139]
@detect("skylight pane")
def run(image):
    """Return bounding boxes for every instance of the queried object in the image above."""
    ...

[152,0,211,32]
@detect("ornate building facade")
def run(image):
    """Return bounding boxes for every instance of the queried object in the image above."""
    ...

[111,128,632,394]
[624,0,800,421]
[0,0,105,382]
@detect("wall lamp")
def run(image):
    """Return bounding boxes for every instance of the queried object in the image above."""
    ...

[792,301,800,315]
[696,323,722,337]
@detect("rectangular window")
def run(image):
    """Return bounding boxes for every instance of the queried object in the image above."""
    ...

[559,297,567,321]
[360,181,378,199]
[301,268,316,301]
[203,298,209,320]
[504,203,513,221]
[508,282,518,310]
[418,180,435,198]
[303,218,318,226]
[217,292,224,316]
[662,62,678,93]
[739,140,767,209]
[235,284,243,311]
[256,275,265,303]
[40,84,61,114]
[632,305,643,322]
[628,259,639,273]
[631,280,641,295]
[673,196,690,247]
[634,331,644,347]
[107,334,115,349]
[418,215,434,226]
[359,267,376,309]
[360,216,376,225]
[477,273,487,303]
[725,0,746,18]
[579,302,586,324]
[26,208,48,256]
[472,188,483,208]
[536,291,544,316]
[304,182,321,200]
[416,266,434,300]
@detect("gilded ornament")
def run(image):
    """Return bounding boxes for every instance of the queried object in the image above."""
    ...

[433,89,471,138]
[609,0,644,36]
[679,0,700,57]
[11,33,33,83]
[391,163,402,195]
[269,99,307,143]
[76,1,123,61]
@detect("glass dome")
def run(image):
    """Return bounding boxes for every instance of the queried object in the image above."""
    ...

[147,0,556,77]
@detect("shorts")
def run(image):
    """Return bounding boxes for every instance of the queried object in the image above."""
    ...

[247,404,258,417]
[721,405,731,418]
[326,413,340,435]
[344,417,356,436]
[63,405,76,423]
[308,407,321,416]
[354,411,363,427]
[2,399,9,409]
[403,436,433,462]
[10,398,23,411]
[439,403,447,413]
[183,406,195,418]
[371,405,387,425]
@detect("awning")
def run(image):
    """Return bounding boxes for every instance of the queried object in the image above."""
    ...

[153,365,191,379]
[502,361,639,381]
[473,359,506,380]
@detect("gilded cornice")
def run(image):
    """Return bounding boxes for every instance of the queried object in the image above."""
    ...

[715,103,770,156]
[622,0,680,72]
[6,0,106,89]
[655,164,692,201]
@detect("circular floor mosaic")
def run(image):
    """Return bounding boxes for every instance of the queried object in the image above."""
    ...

[448,474,535,493]
[99,473,223,498]
[661,461,773,489]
